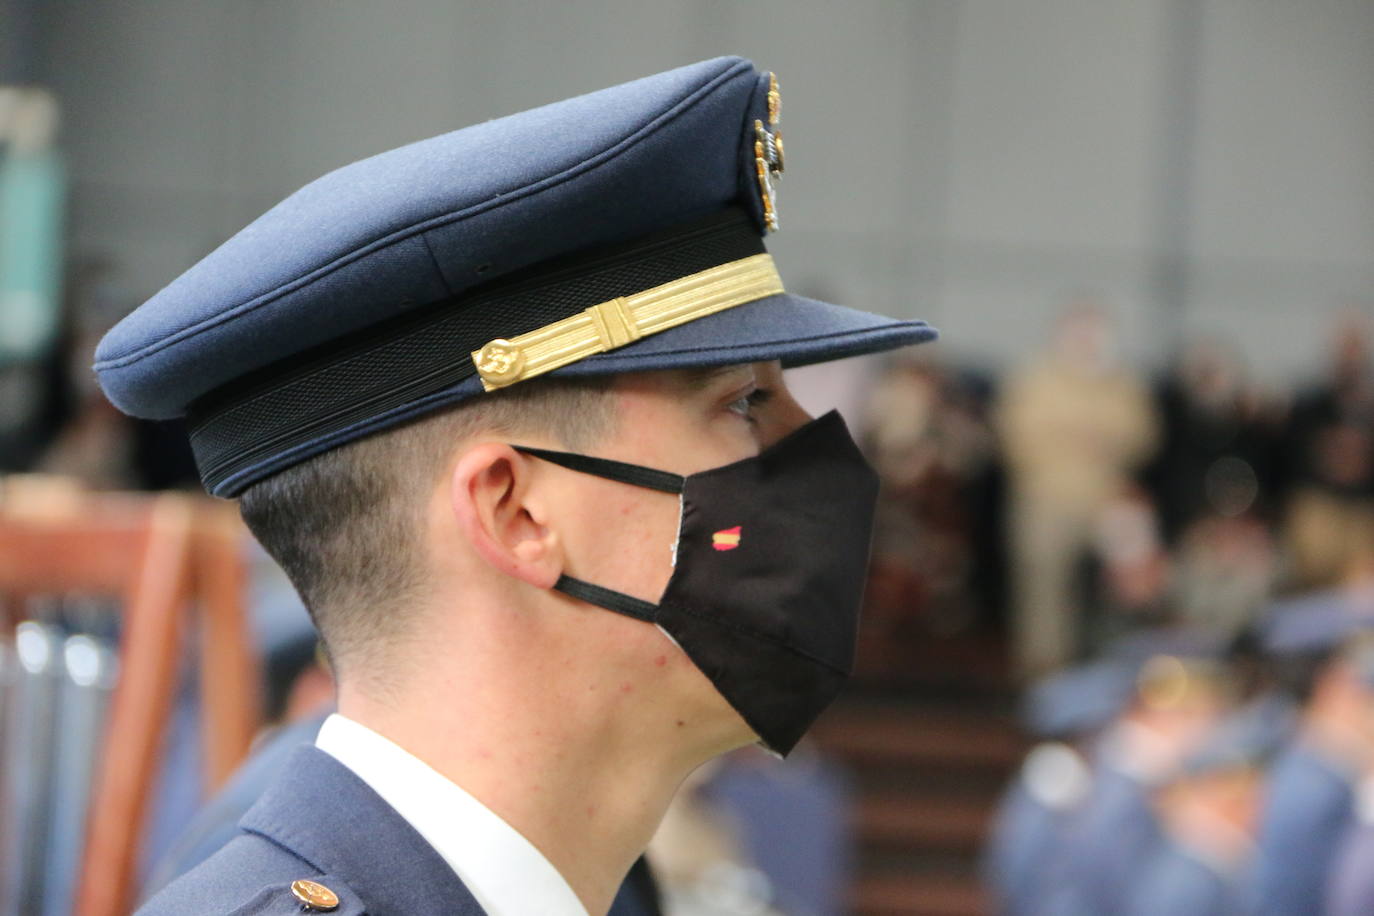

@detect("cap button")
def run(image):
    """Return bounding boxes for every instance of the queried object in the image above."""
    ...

[290,879,340,911]
[475,338,527,385]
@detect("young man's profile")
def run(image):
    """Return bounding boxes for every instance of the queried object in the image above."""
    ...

[96,57,937,916]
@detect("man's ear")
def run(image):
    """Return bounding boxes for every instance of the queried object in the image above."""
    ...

[450,443,562,589]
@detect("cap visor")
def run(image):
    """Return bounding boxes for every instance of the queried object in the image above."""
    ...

[547,292,937,379]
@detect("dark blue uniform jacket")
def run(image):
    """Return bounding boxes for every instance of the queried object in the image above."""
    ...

[140,744,661,916]
[140,746,485,914]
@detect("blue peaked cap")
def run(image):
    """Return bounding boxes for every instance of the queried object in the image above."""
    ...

[1021,658,1140,739]
[1177,694,1296,779]
[1259,586,1374,656]
[94,57,936,496]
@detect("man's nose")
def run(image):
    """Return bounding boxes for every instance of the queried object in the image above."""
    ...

[760,389,814,446]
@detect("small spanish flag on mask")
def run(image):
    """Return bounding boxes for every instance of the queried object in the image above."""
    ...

[712,526,742,551]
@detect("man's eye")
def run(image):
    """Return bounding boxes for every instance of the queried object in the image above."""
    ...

[727,388,774,419]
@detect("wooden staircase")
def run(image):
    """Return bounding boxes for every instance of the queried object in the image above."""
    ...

[810,629,1027,916]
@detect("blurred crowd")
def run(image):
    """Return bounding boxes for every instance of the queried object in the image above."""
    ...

[983,594,1374,915]
[916,303,1374,915]
[863,300,1374,673]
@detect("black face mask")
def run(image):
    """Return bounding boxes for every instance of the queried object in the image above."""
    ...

[514,410,880,756]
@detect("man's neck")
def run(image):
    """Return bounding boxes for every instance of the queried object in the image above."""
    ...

[338,659,720,915]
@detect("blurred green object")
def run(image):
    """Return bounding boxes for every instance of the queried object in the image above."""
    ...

[0,86,65,365]
[0,148,65,363]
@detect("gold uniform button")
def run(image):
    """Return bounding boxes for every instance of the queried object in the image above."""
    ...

[290,879,340,911]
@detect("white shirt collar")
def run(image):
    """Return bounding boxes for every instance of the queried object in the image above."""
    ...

[316,713,589,916]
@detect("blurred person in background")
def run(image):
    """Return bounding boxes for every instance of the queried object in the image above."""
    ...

[1327,770,1374,916]
[648,761,781,916]
[1031,651,1227,915]
[1171,509,1279,644]
[1126,699,1291,916]
[1081,487,1172,651]
[1081,484,1278,657]
[1145,338,1286,643]
[33,268,136,489]
[11,252,200,491]
[1324,648,1374,916]
[1252,596,1374,914]
[862,356,1000,646]
[983,658,1138,915]
[1147,339,1287,544]
[997,300,1159,678]
[1284,315,1374,587]
[699,745,852,916]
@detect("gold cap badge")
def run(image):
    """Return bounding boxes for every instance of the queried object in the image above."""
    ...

[754,72,785,231]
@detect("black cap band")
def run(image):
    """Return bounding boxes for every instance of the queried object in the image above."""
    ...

[188,208,763,496]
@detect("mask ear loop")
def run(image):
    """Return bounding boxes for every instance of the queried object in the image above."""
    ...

[553,575,658,622]
[513,445,687,623]
[512,446,685,494]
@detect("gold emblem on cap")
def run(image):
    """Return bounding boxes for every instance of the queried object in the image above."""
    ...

[753,73,785,232]
[471,254,784,391]
[474,339,527,385]
[290,879,340,911]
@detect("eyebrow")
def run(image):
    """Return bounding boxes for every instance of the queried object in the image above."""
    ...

[680,365,752,391]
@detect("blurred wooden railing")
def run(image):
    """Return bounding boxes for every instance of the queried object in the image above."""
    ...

[0,476,262,916]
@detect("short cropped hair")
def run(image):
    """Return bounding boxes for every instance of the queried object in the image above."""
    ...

[239,377,616,679]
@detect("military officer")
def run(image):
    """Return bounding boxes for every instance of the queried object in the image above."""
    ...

[983,658,1137,915]
[1327,633,1374,915]
[1252,598,1374,914]
[1032,651,1227,915]
[94,57,936,915]
[1327,774,1374,915]
[1126,697,1291,916]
